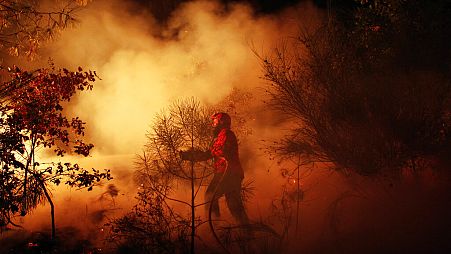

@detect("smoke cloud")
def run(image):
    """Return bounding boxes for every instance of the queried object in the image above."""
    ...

[43,0,315,155]
[6,1,450,253]
[17,0,321,238]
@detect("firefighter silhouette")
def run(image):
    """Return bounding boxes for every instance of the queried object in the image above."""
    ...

[180,112,249,224]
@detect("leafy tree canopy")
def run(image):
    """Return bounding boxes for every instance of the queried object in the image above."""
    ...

[0,0,91,58]
[0,65,111,231]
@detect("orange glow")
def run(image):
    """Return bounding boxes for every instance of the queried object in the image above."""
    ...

[20,1,450,253]
[41,0,306,156]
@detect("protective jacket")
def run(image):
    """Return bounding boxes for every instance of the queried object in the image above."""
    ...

[180,112,248,224]
[211,127,244,178]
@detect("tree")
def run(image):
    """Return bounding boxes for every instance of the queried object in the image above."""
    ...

[148,98,213,253]
[0,0,90,59]
[261,0,450,175]
[108,94,288,253]
[0,0,109,243]
[106,187,190,254]
[106,98,210,253]
[0,64,111,240]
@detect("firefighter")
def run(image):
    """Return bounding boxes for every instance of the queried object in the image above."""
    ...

[180,112,249,225]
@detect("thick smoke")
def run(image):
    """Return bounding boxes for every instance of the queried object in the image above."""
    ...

[16,0,321,237]
[44,0,312,155]
[5,0,449,253]
[10,1,448,253]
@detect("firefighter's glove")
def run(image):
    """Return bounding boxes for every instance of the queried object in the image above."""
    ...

[179,150,192,161]
[179,148,208,162]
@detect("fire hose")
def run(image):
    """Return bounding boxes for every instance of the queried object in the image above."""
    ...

[208,157,230,254]
[207,158,280,253]
[181,153,281,254]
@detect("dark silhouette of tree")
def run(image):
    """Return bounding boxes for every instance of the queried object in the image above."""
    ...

[0,0,110,245]
[261,0,450,175]
[0,65,111,240]
[106,187,190,254]
[108,94,293,253]
[0,0,89,59]
[133,98,212,254]
[0,0,91,112]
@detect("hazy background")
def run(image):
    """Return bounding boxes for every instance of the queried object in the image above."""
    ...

[5,0,448,252]
[20,0,320,232]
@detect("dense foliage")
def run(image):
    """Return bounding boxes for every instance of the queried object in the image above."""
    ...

[108,98,212,254]
[0,0,90,58]
[263,0,450,175]
[0,65,111,237]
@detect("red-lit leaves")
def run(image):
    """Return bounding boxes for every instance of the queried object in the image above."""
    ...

[4,66,97,157]
[0,65,111,231]
[46,162,112,191]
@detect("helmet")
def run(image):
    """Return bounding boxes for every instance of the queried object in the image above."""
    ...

[211,112,231,129]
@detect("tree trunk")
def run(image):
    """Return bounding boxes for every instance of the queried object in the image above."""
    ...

[41,181,56,241]
[191,160,195,254]
[21,136,35,216]
[295,157,300,239]
[190,108,195,254]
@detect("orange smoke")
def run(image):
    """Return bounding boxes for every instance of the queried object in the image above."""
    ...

[16,0,327,247]
[41,0,312,156]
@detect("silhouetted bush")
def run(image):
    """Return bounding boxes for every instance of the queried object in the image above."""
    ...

[107,189,190,254]
[262,0,450,175]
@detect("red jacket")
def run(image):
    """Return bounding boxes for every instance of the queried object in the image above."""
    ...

[211,128,244,178]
